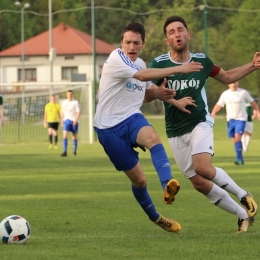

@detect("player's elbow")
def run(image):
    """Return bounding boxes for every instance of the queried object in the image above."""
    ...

[134,71,149,81]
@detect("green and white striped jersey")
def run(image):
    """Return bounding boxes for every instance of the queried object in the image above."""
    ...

[149,51,214,137]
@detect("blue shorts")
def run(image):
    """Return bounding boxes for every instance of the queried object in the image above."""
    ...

[63,119,78,134]
[94,113,151,171]
[227,119,246,138]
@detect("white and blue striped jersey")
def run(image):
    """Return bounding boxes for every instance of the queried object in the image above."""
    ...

[94,48,152,129]
[217,88,254,121]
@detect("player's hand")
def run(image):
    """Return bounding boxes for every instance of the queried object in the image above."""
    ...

[177,61,203,74]
[43,121,47,128]
[173,97,196,114]
[0,119,4,127]
[253,52,260,69]
[157,78,176,101]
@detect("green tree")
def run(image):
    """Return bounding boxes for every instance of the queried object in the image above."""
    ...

[227,0,260,98]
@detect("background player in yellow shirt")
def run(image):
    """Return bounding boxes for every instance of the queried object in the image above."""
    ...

[44,95,61,149]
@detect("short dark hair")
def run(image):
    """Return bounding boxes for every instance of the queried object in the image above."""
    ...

[67,90,73,93]
[121,22,146,42]
[163,16,188,35]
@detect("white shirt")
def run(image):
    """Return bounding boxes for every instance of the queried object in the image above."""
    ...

[61,99,80,121]
[94,48,152,129]
[217,88,254,121]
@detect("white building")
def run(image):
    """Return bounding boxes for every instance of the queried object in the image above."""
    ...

[0,23,115,85]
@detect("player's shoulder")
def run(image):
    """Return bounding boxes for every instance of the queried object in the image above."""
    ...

[190,52,207,59]
[72,99,79,104]
[238,87,248,92]
[152,52,170,63]
[135,57,147,69]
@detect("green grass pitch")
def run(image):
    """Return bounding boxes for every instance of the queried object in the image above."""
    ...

[0,117,260,259]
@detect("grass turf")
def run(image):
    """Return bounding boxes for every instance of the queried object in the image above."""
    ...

[0,117,260,259]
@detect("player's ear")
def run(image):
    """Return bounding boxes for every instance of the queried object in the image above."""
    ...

[165,38,170,46]
[187,31,191,40]
[141,40,145,49]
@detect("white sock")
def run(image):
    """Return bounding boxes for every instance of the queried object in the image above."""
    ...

[212,167,246,200]
[206,184,248,219]
[241,134,246,150]
[245,135,251,147]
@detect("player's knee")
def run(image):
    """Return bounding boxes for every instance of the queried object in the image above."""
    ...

[191,177,211,194]
[132,176,146,188]
[146,132,161,148]
[194,165,212,179]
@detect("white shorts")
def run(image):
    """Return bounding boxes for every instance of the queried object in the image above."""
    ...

[244,122,253,134]
[168,122,214,179]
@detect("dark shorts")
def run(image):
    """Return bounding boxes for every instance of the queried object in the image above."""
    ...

[48,122,59,131]
[227,119,246,138]
[94,113,152,171]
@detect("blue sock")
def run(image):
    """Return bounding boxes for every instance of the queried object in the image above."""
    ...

[235,141,243,161]
[132,185,159,221]
[63,138,68,152]
[150,144,172,190]
[73,139,78,152]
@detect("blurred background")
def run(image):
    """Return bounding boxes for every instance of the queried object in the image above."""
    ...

[0,0,259,110]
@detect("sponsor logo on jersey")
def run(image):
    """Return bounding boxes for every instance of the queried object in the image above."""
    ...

[126,82,144,91]
[167,79,200,90]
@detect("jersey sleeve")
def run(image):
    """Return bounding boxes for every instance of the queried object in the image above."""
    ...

[217,92,226,107]
[61,101,65,113]
[244,91,254,103]
[76,101,80,112]
[111,49,141,79]
[203,55,215,77]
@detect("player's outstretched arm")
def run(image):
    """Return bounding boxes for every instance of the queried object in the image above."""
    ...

[134,61,203,82]
[211,104,222,118]
[214,52,260,84]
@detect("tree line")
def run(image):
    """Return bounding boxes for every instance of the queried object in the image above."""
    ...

[0,0,260,109]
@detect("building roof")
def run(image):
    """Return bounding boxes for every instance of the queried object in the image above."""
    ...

[0,23,115,57]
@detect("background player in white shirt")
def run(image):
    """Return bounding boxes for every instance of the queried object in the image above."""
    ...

[211,81,260,165]
[94,22,202,233]
[242,102,257,152]
[61,90,80,156]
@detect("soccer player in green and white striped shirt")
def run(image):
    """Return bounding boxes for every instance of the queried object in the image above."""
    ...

[147,15,260,233]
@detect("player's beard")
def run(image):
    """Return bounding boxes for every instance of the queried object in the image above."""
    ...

[172,41,187,54]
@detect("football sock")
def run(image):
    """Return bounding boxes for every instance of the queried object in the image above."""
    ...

[54,136,58,145]
[241,134,246,149]
[234,141,243,160]
[213,167,246,200]
[63,138,68,152]
[73,139,78,152]
[132,185,160,221]
[245,135,251,148]
[49,134,52,144]
[206,183,248,219]
[150,144,172,190]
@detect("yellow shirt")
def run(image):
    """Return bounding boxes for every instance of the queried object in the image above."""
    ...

[44,103,61,122]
